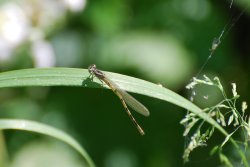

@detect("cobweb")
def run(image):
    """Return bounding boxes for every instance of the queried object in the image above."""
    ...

[184,0,249,159]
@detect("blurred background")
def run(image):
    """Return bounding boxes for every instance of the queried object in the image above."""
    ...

[0,0,250,166]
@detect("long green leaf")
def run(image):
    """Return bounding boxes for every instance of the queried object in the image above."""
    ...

[0,119,95,167]
[0,68,226,135]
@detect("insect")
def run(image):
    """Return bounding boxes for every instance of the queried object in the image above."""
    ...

[88,64,150,135]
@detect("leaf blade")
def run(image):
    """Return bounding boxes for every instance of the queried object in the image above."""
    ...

[0,68,227,136]
[0,119,95,167]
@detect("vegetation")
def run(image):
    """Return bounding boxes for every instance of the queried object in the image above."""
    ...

[0,0,250,167]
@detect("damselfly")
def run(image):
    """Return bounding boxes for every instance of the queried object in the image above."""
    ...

[88,64,150,135]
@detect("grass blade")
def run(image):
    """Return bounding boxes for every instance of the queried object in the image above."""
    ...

[0,119,95,167]
[0,68,226,135]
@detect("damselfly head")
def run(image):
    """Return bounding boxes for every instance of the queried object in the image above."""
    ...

[88,64,97,74]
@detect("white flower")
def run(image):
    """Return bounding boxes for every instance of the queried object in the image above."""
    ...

[31,39,55,68]
[0,2,30,60]
[63,0,87,12]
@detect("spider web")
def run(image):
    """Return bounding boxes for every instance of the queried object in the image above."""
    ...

[184,0,249,157]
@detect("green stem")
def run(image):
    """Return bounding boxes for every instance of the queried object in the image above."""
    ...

[230,138,249,167]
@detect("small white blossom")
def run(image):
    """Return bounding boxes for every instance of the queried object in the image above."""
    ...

[242,101,248,113]
[231,83,238,97]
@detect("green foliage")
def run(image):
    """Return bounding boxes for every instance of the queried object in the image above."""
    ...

[0,68,249,167]
[0,0,249,166]
[0,119,95,167]
[182,75,249,166]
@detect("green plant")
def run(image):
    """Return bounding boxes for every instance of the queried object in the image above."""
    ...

[182,75,249,166]
[0,68,248,166]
